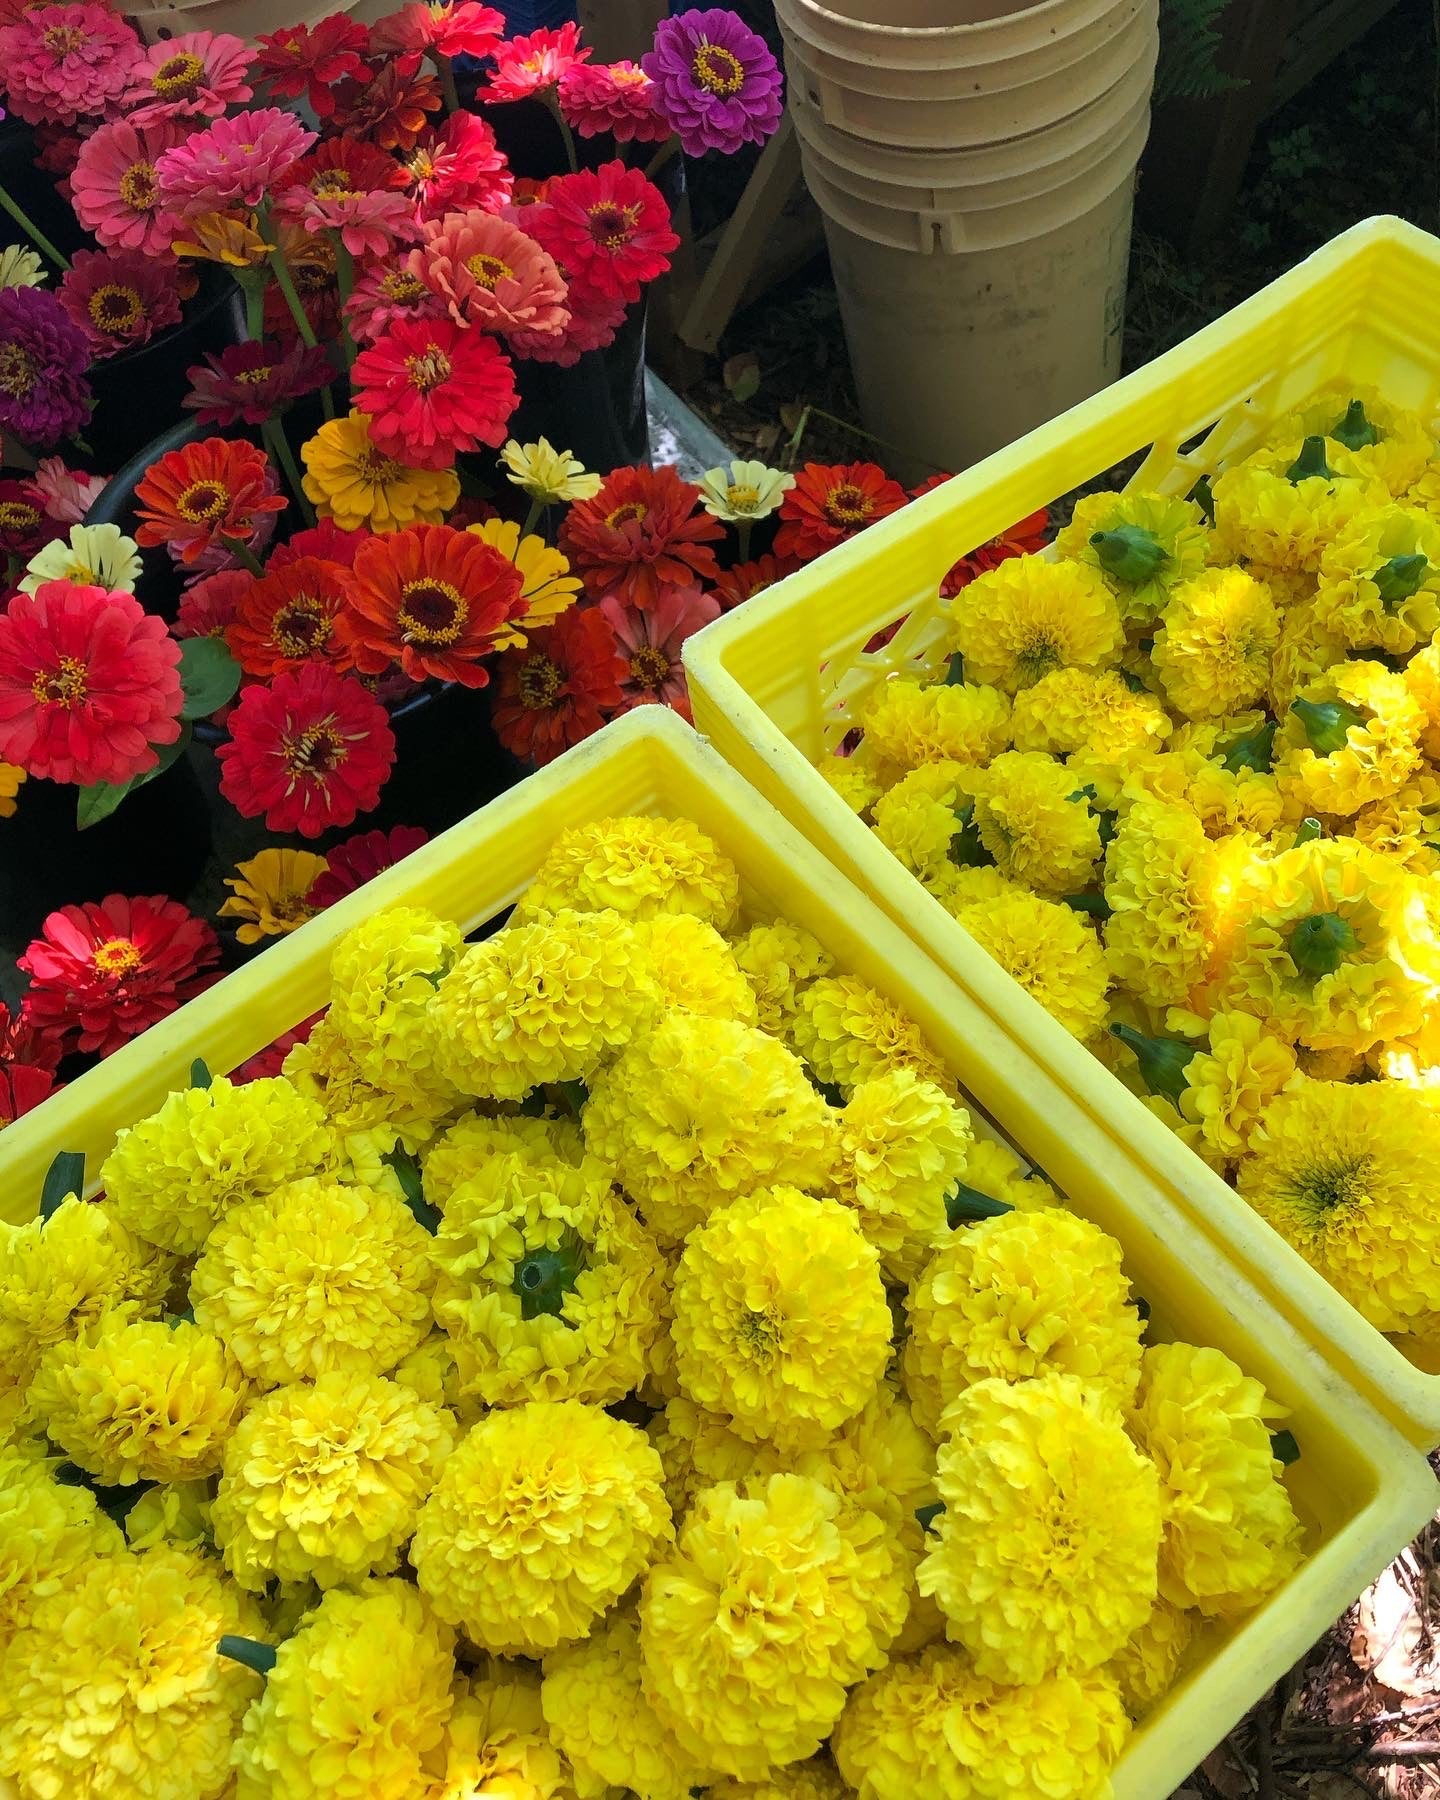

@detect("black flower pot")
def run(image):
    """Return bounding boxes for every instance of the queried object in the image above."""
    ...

[508,297,650,476]
[0,117,90,265]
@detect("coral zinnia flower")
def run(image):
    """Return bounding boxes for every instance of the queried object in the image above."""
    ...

[538,161,678,304]
[57,248,181,356]
[219,846,328,943]
[412,209,568,339]
[491,605,624,765]
[559,60,669,144]
[0,583,183,786]
[401,110,512,221]
[774,461,908,562]
[372,1,505,60]
[29,456,105,525]
[0,286,92,450]
[122,31,254,124]
[344,264,447,344]
[333,59,443,152]
[559,464,724,607]
[301,409,459,534]
[643,7,784,156]
[226,556,357,679]
[600,588,720,719]
[252,16,371,118]
[135,438,287,568]
[155,107,316,218]
[484,22,590,103]
[18,893,221,1056]
[352,315,518,471]
[217,664,396,839]
[343,523,526,687]
[306,823,428,907]
[184,339,334,429]
[0,2,139,127]
[712,552,798,611]
[276,135,416,259]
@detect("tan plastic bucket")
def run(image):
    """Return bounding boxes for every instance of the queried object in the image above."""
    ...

[798,0,1122,33]
[778,0,1156,146]
[130,0,365,41]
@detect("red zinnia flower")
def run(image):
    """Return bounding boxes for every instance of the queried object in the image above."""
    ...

[401,110,511,221]
[184,339,335,429]
[559,464,724,608]
[135,438,287,567]
[306,822,428,907]
[352,315,518,471]
[226,556,357,679]
[343,523,526,688]
[275,135,416,259]
[600,587,719,720]
[269,521,369,570]
[333,59,443,152]
[558,60,669,144]
[484,22,589,104]
[175,569,250,641]
[774,461,908,562]
[537,161,678,304]
[0,583,184,787]
[232,1010,322,1083]
[252,15,371,118]
[711,552,800,611]
[0,1062,57,1125]
[0,996,63,1075]
[505,259,626,367]
[372,1,505,61]
[217,663,396,839]
[491,605,624,767]
[18,893,221,1057]
[0,478,58,558]
[940,507,1050,599]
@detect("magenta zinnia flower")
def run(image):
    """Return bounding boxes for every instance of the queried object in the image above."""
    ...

[559,61,669,144]
[0,286,91,449]
[70,116,191,258]
[183,339,335,428]
[306,823,428,907]
[58,248,182,357]
[122,30,254,124]
[155,107,316,218]
[0,2,140,127]
[642,8,782,155]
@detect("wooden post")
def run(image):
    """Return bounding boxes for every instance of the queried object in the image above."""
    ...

[575,0,666,62]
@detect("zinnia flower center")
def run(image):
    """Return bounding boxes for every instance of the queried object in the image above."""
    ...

[630,647,671,690]
[406,346,453,392]
[466,251,514,290]
[42,22,87,54]
[88,283,145,334]
[358,446,404,482]
[823,483,875,527]
[693,41,745,95]
[586,201,641,250]
[383,271,425,302]
[613,67,648,87]
[517,653,562,710]
[91,935,143,977]
[311,169,359,199]
[32,656,88,708]
[726,484,762,513]
[0,500,40,532]
[235,365,274,386]
[272,599,331,657]
[398,577,467,645]
[176,480,232,523]
[606,501,648,530]
[118,161,158,211]
[407,148,439,181]
[152,51,205,97]
[0,343,37,400]
[283,722,348,777]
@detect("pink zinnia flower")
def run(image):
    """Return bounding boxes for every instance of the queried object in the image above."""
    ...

[411,210,568,340]
[175,568,250,641]
[371,1,505,60]
[532,161,678,305]
[306,823,428,907]
[0,582,184,786]
[352,315,518,471]
[122,31,253,124]
[484,22,589,103]
[70,116,191,257]
[275,135,416,259]
[252,15,371,118]
[345,262,447,345]
[155,108,315,219]
[559,60,669,144]
[600,586,720,719]
[58,248,182,356]
[29,456,105,525]
[0,2,139,127]
[401,109,511,222]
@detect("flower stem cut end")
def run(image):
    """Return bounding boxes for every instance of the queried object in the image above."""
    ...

[1330,400,1378,451]
[1287,910,1360,976]
[1285,436,1337,484]
[218,1635,276,1675]
[1108,1023,1196,1104]
[1374,552,1429,608]
[1089,524,1169,586]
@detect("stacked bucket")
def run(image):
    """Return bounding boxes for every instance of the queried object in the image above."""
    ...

[775,0,1160,477]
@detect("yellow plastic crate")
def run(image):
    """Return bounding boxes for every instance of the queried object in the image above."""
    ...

[686,213,1440,1449]
[2,707,1435,1796]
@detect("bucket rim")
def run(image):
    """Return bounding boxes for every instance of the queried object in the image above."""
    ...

[782,0,1135,47]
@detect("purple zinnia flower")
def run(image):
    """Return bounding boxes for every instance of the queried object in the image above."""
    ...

[642,8,783,157]
[183,339,335,428]
[0,286,92,450]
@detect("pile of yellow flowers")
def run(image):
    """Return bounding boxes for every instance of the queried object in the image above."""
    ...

[831,383,1440,1348]
[0,818,1305,1800]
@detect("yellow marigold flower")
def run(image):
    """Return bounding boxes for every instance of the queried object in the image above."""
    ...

[790,973,951,1095]
[957,890,1110,1041]
[671,1187,891,1450]
[0,760,24,818]
[422,1109,582,1210]
[190,1177,435,1388]
[0,1195,174,1351]
[1132,1342,1303,1616]
[1237,1077,1440,1332]
[432,1149,664,1406]
[326,904,464,1110]
[829,1069,972,1284]
[902,1208,1142,1435]
[1266,596,1351,716]
[1347,770,1440,874]
[542,1608,714,1799]
[283,1011,453,1161]
[633,911,757,1022]
[390,1328,480,1426]
[1102,796,1216,1011]
[639,1472,908,1779]
[584,1014,833,1245]
[1,1545,262,1800]
[648,1394,781,1516]
[430,907,659,1101]
[1009,665,1172,763]
[1176,1011,1298,1161]
[0,1318,39,1446]
[956,1132,1060,1210]
[101,1074,331,1255]
[301,409,459,531]
[872,760,986,886]
[709,1763,849,1800]
[796,1376,937,1527]
[1054,489,1212,621]
[834,1644,1130,1800]
[1266,386,1433,496]
[0,1445,122,1645]
[468,515,582,639]
[1149,566,1280,720]
[1276,659,1424,818]
[1406,638,1440,759]
[213,1371,453,1590]
[233,1579,456,1800]
[436,1660,575,1800]
[1106,1598,1195,1719]
[123,1479,212,1552]
[517,816,740,926]
[947,553,1123,694]
[860,678,1011,772]
[819,750,885,815]
[973,750,1103,893]
[918,1372,1161,1684]
[728,917,835,1036]
[414,1400,670,1657]
[923,862,1024,917]
[1212,449,1382,573]
[1313,503,1440,653]
[1164,715,1286,838]
[219,847,328,943]
[500,435,602,504]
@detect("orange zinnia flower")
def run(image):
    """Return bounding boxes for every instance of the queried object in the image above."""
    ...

[774,460,907,562]
[225,556,358,678]
[134,437,287,567]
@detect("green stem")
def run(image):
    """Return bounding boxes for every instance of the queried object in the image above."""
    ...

[221,535,266,577]
[644,137,679,183]
[330,233,360,370]
[542,91,581,173]
[435,51,461,118]
[0,181,70,272]
[262,418,315,529]
[736,518,753,563]
[521,495,545,538]
[217,1636,277,1676]
[238,272,265,344]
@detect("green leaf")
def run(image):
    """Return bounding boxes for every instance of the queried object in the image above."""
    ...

[722,352,760,404]
[382,1147,439,1233]
[76,728,191,831]
[179,637,242,722]
[1270,1429,1301,1466]
[40,1151,85,1221]
[190,1059,213,1090]
[915,1501,945,1534]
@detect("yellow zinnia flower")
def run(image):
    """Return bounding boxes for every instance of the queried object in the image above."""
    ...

[219,847,329,944]
[697,458,794,522]
[0,761,24,818]
[468,515,581,639]
[947,553,1123,693]
[301,409,459,531]
[173,209,275,267]
[1055,489,1212,621]
[500,436,602,505]
[1150,566,1280,720]
[20,523,142,595]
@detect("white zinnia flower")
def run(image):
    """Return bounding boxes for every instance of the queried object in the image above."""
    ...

[21,523,144,595]
[697,459,794,522]
[0,245,46,290]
